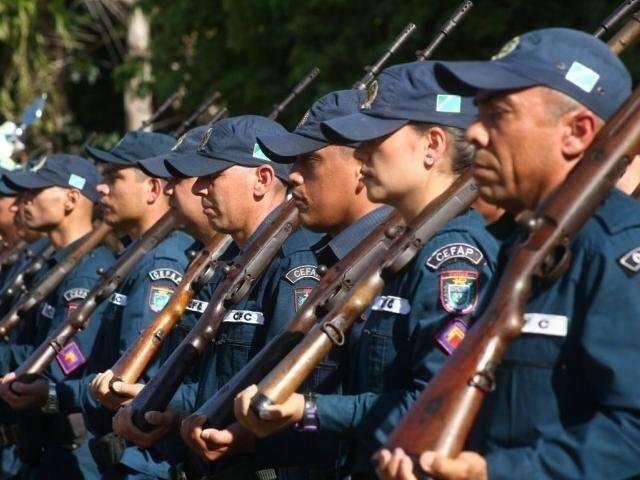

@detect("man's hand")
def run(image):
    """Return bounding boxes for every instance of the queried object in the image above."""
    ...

[112,404,179,448]
[89,370,144,411]
[180,414,255,462]
[374,448,488,480]
[233,384,304,437]
[0,372,48,411]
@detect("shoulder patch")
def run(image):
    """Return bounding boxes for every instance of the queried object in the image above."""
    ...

[294,287,313,312]
[148,268,183,285]
[285,265,320,284]
[56,340,87,375]
[619,246,640,273]
[148,285,174,313]
[426,243,484,270]
[439,270,479,314]
[41,303,56,319]
[63,288,89,302]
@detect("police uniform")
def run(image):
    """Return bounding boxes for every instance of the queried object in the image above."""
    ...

[435,28,640,479]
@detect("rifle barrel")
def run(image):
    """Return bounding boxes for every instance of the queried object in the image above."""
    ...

[607,10,640,54]
[594,0,640,38]
[268,67,321,120]
[416,0,474,60]
[172,90,222,137]
[138,90,182,131]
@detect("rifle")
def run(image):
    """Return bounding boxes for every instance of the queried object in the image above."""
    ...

[137,90,183,131]
[249,172,478,417]
[172,90,222,137]
[416,1,474,60]
[129,199,300,430]
[107,233,232,389]
[0,240,27,273]
[0,223,112,341]
[12,210,181,381]
[384,83,640,463]
[606,8,640,54]
[195,210,403,428]
[594,0,639,38]
[268,67,321,120]
[352,23,417,90]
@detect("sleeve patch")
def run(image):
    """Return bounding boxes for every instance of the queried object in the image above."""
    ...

[63,288,89,302]
[148,268,183,285]
[371,295,411,315]
[55,340,87,375]
[294,287,313,311]
[439,270,478,314]
[285,265,320,284]
[223,310,265,325]
[619,247,640,273]
[436,317,469,355]
[186,299,209,313]
[109,292,128,306]
[426,243,484,270]
[148,285,174,312]
[41,303,56,319]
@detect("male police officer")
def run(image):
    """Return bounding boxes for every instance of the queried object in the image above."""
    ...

[234,62,499,479]
[0,154,115,479]
[376,28,640,480]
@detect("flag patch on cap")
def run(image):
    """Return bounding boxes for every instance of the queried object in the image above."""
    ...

[253,143,271,161]
[56,340,87,375]
[68,174,86,190]
[436,94,462,113]
[565,61,600,93]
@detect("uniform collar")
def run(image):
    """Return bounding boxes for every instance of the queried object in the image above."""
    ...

[47,234,87,265]
[239,204,284,254]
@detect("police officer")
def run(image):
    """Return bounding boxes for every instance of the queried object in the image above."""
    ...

[0,169,21,251]
[0,154,115,479]
[234,61,499,479]
[376,28,640,480]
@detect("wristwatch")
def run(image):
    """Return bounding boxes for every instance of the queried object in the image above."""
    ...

[295,393,319,432]
[41,382,59,414]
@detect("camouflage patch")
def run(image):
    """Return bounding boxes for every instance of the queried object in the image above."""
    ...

[285,265,320,284]
[436,317,468,355]
[148,285,174,313]
[148,268,183,285]
[439,270,478,314]
[294,287,313,311]
[55,340,86,375]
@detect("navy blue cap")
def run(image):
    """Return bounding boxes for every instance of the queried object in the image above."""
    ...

[434,28,631,120]
[138,126,210,179]
[0,168,18,197]
[85,131,175,166]
[166,115,291,181]
[5,154,101,202]
[322,61,477,143]
[257,89,363,163]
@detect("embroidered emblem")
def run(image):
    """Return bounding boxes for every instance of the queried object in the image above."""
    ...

[619,246,640,273]
[492,36,520,60]
[148,286,174,313]
[56,340,87,375]
[66,302,80,319]
[285,265,320,284]
[426,243,484,270]
[223,310,265,325]
[439,270,479,314]
[296,108,311,129]
[436,317,468,355]
[41,303,55,319]
[371,295,411,315]
[109,292,128,306]
[171,133,187,151]
[186,299,209,313]
[294,288,313,311]
[63,288,89,302]
[436,94,462,114]
[198,127,213,151]
[148,268,183,285]
[522,313,568,337]
[360,80,379,109]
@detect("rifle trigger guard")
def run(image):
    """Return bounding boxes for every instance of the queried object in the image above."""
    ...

[321,322,345,346]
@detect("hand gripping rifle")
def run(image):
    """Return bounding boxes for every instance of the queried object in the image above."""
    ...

[249,172,478,417]
[384,83,640,465]
[12,210,180,381]
[195,210,403,429]
[129,200,300,430]
[0,223,112,341]
[107,233,232,389]
[268,67,321,120]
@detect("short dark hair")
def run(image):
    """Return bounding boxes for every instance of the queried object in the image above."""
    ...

[409,122,475,175]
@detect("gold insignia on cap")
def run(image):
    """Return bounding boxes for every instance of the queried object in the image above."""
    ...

[360,80,379,109]
[296,109,311,130]
[198,128,213,151]
[492,36,520,60]
[32,155,47,171]
[171,133,187,151]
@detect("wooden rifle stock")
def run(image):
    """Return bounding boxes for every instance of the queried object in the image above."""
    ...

[13,210,180,380]
[249,173,479,416]
[108,233,232,388]
[385,85,640,460]
[130,200,300,431]
[0,224,112,341]
[194,210,404,429]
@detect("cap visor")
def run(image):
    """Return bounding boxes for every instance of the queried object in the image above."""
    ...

[434,61,538,94]
[85,145,132,166]
[138,155,171,179]
[0,180,17,196]
[165,153,233,178]
[257,133,328,163]
[321,113,408,143]
[4,171,54,191]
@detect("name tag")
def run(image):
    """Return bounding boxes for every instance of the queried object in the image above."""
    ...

[522,313,568,337]
[187,299,208,313]
[109,293,128,306]
[41,303,56,319]
[223,310,265,325]
[371,295,411,315]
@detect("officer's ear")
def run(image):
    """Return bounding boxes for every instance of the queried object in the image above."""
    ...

[64,188,81,213]
[559,108,601,160]
[420,125,448,170]
[253,165,276,199]
[146,177,166,204]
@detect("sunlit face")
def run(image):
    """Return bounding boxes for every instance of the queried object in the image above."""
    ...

[354,125,430,206]
[13,187,67,232]
[191,166,257,234]
[165,177,211,236]
[289,145,363,232]
[96,166,149,226]
[0,196,16,239]
[467,87,565,213]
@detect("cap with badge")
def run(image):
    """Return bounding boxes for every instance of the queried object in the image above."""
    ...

[257,89,363,163]
[0,168,18,197]
[165,115,291,181]
[138,126,210,179]
[434,28,632,120]
[321,61,477,143]
[85,131,176,166]
[4,154,101,202]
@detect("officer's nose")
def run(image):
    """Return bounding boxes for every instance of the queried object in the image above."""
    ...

[96,183,109,197]
[288,169,303,187]
[466,121,489,148]
[354,142,372,163]
[191,177,208,197]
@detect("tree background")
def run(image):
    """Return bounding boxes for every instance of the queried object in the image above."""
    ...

[0,0,637,156]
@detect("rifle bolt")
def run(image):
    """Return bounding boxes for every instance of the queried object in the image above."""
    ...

[317,265,328,277]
